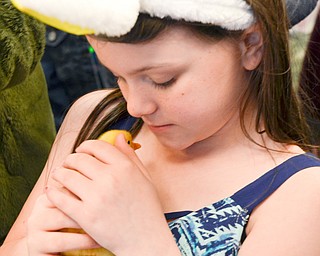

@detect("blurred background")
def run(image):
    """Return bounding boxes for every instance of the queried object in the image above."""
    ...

[290,2,319,86]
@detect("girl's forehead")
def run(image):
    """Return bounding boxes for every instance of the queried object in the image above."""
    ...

[93,27,222,64]
[91,27,239,76]
[94,26,222,56]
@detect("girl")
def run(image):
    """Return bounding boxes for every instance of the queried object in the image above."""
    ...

[2,0,320,255]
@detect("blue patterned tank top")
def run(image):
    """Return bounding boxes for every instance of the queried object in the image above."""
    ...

[110,115,320,256]
[165,153,320,255]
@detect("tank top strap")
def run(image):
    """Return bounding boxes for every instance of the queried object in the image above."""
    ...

[231,153,320,214]
[107,115,138,130]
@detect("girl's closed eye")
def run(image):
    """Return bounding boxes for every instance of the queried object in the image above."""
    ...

[114,75,176,89]
[152,77,176,89]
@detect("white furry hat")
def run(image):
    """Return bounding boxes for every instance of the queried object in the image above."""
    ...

[11,0,318,36]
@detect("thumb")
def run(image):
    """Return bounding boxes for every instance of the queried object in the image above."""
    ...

[114,134,151,180]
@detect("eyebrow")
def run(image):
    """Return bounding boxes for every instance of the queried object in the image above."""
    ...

[106,62,176,77]
[127,63,172,75]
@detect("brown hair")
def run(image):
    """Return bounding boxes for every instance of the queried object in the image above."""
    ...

[73,0,315,153]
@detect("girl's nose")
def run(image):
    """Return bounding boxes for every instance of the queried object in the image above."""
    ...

[125,86,157,118]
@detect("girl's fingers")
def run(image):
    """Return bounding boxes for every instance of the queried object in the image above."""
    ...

[74,139,128,166]
[30,231,99,254]
[30,194,78,230]
[54,231,100,252]
[62,152,108,180]
[75,136,151,181]
[33,206,80,231]
[35,192,56,208]
[114,133,152,180]
[46,185,82,221]
[51,166,94,200]
[28,194,96,255]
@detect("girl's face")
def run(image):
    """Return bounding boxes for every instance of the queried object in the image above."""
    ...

[88,26,252,151]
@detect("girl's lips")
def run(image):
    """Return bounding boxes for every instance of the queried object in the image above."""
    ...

[147,124,173,132]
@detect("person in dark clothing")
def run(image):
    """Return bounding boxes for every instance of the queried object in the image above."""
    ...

[42,26,118,130]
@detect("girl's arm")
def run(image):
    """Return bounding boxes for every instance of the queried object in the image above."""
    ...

[0,89,112,255]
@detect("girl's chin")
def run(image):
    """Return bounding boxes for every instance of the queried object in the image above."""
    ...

[157,137,195,152]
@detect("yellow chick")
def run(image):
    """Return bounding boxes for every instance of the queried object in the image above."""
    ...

[98,130,141,150]
[61,130,140,256]
[60,229,113,256]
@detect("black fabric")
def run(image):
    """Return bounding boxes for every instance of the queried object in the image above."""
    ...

[42,26,118,130]
[286,0,318,27]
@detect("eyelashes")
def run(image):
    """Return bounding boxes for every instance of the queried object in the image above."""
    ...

[152,77,176,89]
[115,76,176,89]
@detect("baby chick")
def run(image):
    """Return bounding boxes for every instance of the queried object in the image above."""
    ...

[97,129,141,150]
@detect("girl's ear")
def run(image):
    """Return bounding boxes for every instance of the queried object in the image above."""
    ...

[240,24,264,71]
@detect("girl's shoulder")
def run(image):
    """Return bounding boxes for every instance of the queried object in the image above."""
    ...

[61,88,116,129]
[70,88,116,112]
[263,154,320,208]
[241,154,320,255]
[232,152,320,209]
[52,89,117,162]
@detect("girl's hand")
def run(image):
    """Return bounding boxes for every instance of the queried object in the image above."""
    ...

[46,134,177,255]
[27,193,99,255]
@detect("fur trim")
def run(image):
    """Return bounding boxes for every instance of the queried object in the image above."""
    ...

[140,0,255,30]
[11,0,318,36]
[11,0,141,36]
[11,0,254,35]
